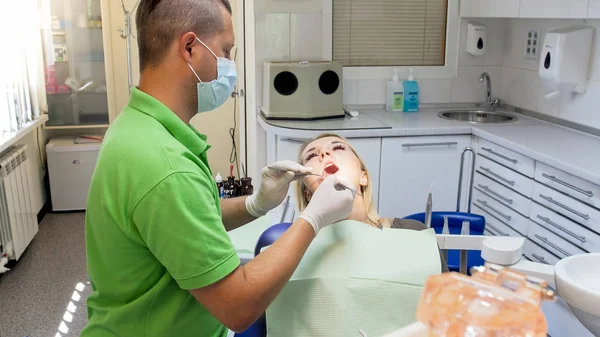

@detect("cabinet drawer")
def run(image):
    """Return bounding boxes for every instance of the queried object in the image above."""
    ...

[524,239,560,265]
[474,173,531,217]
[477,139,535,177]
[535,162,600,210]
[472,189,529,235]
[533,182,600,233]
[483,213,523,237]
[530,202,600,253]
[527,221,587,259]
[476,155,533,197]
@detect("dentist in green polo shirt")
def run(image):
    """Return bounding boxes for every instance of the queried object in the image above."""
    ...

[82,0,356,336]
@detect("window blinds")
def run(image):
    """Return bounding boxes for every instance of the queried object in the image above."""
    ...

[333,0,448,67]
[0,0,45,138]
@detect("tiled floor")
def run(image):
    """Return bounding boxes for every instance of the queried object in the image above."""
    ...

[0,212,90,337]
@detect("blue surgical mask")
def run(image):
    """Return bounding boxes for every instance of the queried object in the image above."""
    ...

[187,38,237,113]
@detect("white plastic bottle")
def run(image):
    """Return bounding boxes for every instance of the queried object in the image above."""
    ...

[386,68,404,112]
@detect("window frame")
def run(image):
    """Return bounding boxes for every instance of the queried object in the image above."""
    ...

[323,0,460,80]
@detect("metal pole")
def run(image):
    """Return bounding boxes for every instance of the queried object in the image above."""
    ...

[456,147,476,213]
[119,0,139,89]
[125,12,133,88]
[460,250,468,275]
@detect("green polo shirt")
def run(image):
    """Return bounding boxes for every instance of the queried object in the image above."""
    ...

[82,87,240,337]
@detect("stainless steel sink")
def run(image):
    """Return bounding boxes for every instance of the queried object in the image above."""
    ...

[438,110,517,124]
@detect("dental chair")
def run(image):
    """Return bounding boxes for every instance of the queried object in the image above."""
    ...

[403,211,485,274]
[234,222,292,337]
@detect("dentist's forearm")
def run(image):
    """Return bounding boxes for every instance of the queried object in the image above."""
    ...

[220,197,256,231]
[189,219,315,332]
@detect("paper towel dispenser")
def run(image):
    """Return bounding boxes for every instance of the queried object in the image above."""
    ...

[539,26,594,99]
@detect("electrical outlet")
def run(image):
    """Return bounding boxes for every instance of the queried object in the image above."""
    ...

[524,29,540,63]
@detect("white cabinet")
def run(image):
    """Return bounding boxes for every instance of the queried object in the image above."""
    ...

[461,0,595,18]
[519,0,589,18]
[379,135,471,218]
[460,0,520,18]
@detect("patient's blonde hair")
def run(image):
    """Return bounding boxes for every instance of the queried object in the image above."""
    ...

[295,133,385,227]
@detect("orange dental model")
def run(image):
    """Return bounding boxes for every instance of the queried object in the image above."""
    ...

[416,263,556,337]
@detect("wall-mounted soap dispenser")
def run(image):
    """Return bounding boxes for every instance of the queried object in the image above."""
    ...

[467,23,486,56]
[539,26,594,100]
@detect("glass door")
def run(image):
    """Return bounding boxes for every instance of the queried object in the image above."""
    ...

[41,0,109,126]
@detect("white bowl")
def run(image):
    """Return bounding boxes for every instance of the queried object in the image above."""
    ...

[555,253,600,336]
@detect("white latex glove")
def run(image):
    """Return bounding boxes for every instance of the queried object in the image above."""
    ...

[299,175,356,235]
[245,160,313,217]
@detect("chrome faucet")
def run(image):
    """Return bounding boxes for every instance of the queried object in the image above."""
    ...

[479,72,502,110]
[479,72,492,102]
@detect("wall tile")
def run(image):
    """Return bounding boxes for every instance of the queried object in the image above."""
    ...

[255,0,323,14]
[357,80,387,105]
[458,19,485,66]
[500,67,540,111]
[343,80,358,105]
[502,19,540,71]
[587,20,600,80]
[536,78,562,117]
[590,0,600,18]
[559,80,600,129]
[451,66,491,102]
[290,13,323,61]
[421,79,452,103]
[255,13,290,67]
[483,19,507,66]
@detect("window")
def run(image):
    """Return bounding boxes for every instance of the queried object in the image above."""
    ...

[0,0,46,138]
[328,0,459,79]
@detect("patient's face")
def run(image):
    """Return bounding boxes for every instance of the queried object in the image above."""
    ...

[300,137,367,194]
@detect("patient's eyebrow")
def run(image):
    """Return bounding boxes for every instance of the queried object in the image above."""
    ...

[331,141,344,145]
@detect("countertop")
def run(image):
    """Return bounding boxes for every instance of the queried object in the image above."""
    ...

[259,108,600,186]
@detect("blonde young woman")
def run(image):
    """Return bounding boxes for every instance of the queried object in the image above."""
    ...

[296,133,448,271]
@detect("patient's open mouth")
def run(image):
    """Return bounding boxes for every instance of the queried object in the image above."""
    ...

[323,163,339,176]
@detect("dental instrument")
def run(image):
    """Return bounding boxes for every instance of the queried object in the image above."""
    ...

[295,172,363,197]
[424,183,434,228]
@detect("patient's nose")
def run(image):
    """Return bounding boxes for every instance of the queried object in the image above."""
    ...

[320,150,332,160]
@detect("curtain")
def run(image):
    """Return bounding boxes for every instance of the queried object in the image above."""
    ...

[0,0,47,140]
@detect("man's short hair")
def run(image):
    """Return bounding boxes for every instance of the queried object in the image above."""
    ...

[136,0,232,70]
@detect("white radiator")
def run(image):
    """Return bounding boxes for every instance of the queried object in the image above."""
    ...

[0,145,38,260]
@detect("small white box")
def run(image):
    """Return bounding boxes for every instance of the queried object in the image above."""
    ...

[467,23,486,56]
[261,61,344,120]
[47,137,101,211]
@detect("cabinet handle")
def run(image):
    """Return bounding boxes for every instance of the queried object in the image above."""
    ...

[486,223,509,236]
[476,199,512,221]
[481,147,518,164]
[479,167,515,186]
[542,173,594,198]
[538,194,590,220]
[401,142,458,148]
[280,137,306,144]
[477,184,513,204]
[72,160,82,165]
[534,234,571,257]
[531,253,549,265]
[536,214,586,243]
